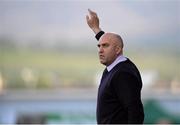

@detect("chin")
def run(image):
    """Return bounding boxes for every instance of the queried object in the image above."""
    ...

[100,61,107,66]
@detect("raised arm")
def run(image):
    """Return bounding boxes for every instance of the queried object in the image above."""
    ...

[86,9,105,40]
[86,9,102,34]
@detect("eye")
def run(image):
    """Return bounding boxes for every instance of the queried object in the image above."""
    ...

[102,43,109,48]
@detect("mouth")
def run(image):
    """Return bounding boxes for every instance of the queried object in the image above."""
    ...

[99,55,105,59]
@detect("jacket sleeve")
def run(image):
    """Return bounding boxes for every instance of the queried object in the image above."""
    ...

[112,72,144,124]
[95,31,105,41]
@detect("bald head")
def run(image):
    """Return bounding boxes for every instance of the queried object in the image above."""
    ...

[100,33,124,49]
[98,32,124,66]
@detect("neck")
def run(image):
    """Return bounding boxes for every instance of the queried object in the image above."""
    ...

[106,54,127,72]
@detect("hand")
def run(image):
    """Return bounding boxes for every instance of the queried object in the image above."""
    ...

[86,9,101,34]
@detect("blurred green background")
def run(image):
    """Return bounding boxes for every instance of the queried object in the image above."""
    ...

[0,0,179,124]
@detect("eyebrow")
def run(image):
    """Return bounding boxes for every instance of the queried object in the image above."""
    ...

[97,43,109,48]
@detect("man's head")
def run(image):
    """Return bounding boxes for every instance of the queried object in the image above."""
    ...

[97,33,124,66]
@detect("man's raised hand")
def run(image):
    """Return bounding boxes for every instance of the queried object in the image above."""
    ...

[86,9,101,34]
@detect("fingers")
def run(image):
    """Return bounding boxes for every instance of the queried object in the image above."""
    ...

[88,8,97,17]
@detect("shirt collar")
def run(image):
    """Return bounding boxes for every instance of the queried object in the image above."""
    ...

[107,55,127,72]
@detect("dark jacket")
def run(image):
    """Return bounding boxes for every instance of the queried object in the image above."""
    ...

[96,31,144,124]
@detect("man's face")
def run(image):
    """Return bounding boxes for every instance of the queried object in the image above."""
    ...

[97,35,120,66]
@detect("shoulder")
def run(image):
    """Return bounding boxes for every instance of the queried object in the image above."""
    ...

[111,58,142,82]
[110,59,143,88]
[113,58,138,73]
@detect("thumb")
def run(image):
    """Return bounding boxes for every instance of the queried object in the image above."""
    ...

[86,15,89,21]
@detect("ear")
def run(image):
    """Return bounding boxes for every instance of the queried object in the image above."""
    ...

[115,46,122,55]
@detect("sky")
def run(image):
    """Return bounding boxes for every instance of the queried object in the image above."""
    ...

[0,0,179,47]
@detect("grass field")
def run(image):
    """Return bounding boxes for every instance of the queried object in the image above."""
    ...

[0,48,179,89]
[0,49,103,88]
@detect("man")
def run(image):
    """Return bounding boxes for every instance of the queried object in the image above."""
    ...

[86,9,144,124]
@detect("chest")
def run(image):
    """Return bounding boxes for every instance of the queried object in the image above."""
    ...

[98,73,119,102]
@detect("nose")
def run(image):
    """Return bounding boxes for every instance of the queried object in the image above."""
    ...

[98,46,104,54]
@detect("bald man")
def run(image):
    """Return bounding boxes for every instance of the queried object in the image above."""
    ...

[86,9,144,124]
